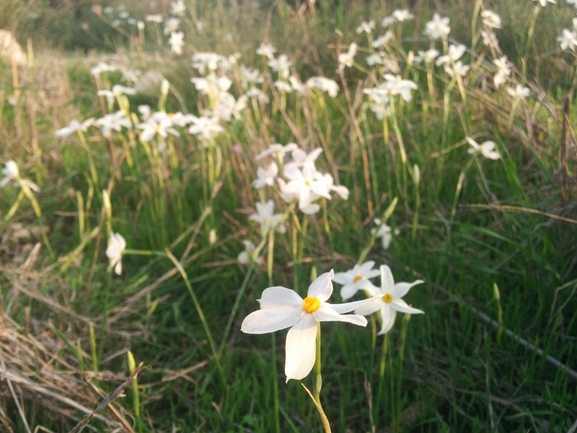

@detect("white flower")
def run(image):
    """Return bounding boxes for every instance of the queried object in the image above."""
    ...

[106,233,126,275]
[169,32,184,55]
[481,10,502,29]
[241,270,369,381]
[191,52,222,74]
[122,69,141,84]
[534,0,555,6]
[257,143,299,160]
[444,61,470,77]
[333,261,381,300]
[354,265,424,335]
[170,0,187,16]
[214,92,246,122]
[482,30,499,48]
[55,118,94,138]
[252,162,278,189]
[356,20,375,34]
[238,240,259,265]
[284,147,323,172]
[245,87,270,104]
[90,62,115,76]
[372,32,393,48]
[249,200,286,235]
[392,9,414,22]
[283,167,331,211]
[289,75,306,94]
[137,117,180,142]
[371,218,398,250]
[306,77,339,97]
[1,160,20,187]
[435,44,466,66]
[493,56,511,88]
[569,0,577,6]
[466,137,500,160]
[97,85,137,105]
[146,14,163,23]
[558,29,577,51]
[240,66,264,86]
[381,16,396,28]
[138,105,151,121]
[506,84,530,99]
[338,43,357,72]
[256,43,276,60]
[275,80,293,93]
[424,13,450,40]
[268,54,292,80]
[417,49,439,64]
[95,111,132,137]
[163,17,180,35]
[187,116,224,141]
[381,74,418,102]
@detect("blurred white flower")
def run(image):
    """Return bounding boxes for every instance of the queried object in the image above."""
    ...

[444,61,470,77]
[333,261,382,300]
[275,80,293,93]
[138,105,151,121]
[240,66,264,86]
[252,162,278,189]
[493,56,511,88]
[238,240,259,265]
[90,62,115,76]
[1,160,20,187]
[356,20,375,34]
[381,16,396,28]
[268,54,292,79]
[481,10,502,29]
[306,76,339,97]
[506,84,530,99]
[392,9,414,22]
[534,0,555,6]
[256,43,276,60]
[435,44,466,66]
[418,49,440,64]
[257,143,299,160]
[106,233,126,275]
[284,167,331,211]
[187,116,224,141]
[169,32,184,55]
[122,69,141,84]
[424,13,450,40]
[371,218,399,250]
[241,270,369,381]
[97,85,136,105]
[284,147,323,172]
[481,30,499,48]
[372,31,393,48]
[146,14,163,23]
[245,87,270,104]
[170,0,187,16]
[95,111,132,137]
[338,43,357,72]
[214,92,246,122]
[55,118,94,138]
[466,137,500,160]
[191,76,231,98]
[249,200,286,235]
[163,18,180,35]
[381,74,418,102]
[137,117,180,142]
[558,29,577,51]
[191,52,222,74]
[355,265,424,335]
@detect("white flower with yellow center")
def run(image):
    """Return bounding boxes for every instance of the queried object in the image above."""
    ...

[466,137,500,160]
[241,270,370,381]
[355,265,424,335]
[333,261,381,300]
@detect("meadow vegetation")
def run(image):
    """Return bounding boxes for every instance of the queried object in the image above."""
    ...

[0,0,576,432]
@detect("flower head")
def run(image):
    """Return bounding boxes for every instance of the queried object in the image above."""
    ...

[106,233,126,275]
[252,162,278,189]
[466,137,500,160]
[249,200,286,235]
[241,270,369,381]
[55,118,94,138]
[338,43,357,72]
[333,261,381,300]
[424,13,450,40]
[371,218,398,250]
[355,265,424,335]
[356,21,375,34]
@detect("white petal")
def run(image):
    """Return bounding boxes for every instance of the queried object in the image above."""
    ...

[258,287,303,309]
[358,260,375,273]
[285,315,317,381]
[332,272,353,285]
[377,305,396,335]
[392,280,424,299]
[340,283,359,300]
[353,297,383,316]
[241,308,303,334]
[307,270,334,301]
[380,265,395,292]
[390,298,424,315]
[114,259,123,275]
[313,305,368,326]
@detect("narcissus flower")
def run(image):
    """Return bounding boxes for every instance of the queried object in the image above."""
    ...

[355,265,424,335]
[333,261,381,300]
[466,137,500,160]
[249,200,286,235]
[241,270,369,381]
[55,118,94,138]
[106,233,126,275]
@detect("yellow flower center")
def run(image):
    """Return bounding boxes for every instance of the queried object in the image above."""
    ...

[382,293,393,303]
[303,297,321,313]
[353,275,364,283]
[304,180,311,186]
